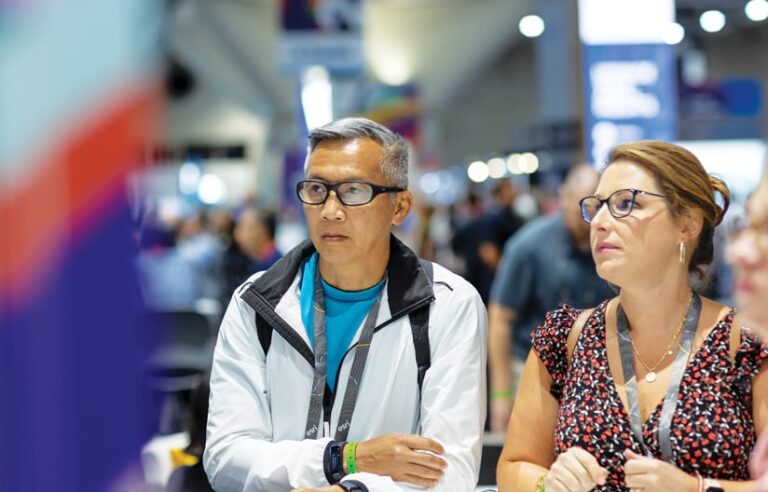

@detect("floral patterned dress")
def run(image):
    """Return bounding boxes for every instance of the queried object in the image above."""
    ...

[531,301,768,491]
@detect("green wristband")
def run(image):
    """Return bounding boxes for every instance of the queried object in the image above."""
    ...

[491,389,513,400]
[344,441,358,474]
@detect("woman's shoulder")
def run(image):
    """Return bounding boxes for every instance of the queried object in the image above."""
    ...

[541,298,611,328]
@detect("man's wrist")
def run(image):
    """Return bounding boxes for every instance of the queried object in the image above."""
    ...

[491,389,513,401]
[323,440,347,484]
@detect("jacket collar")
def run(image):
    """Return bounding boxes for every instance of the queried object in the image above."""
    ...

[242,234,434,318]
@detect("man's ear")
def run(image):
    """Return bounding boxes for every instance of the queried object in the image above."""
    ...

[392,191,413,226]
[680,208,704,244]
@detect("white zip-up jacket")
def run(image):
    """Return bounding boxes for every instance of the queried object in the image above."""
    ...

[204,236,487,491]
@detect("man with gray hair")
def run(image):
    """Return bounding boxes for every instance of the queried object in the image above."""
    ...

[204,117,487,491]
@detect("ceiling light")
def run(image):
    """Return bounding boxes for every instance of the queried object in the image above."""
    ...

[746,0,768,22]
[662,22,685,45]
[488,158,507,178]
[197,174,227,205]
[519,153,539,174]
[467,161,489,183]
[699,10,726,33]
[519,15,545,38]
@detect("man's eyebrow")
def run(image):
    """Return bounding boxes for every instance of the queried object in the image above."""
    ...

[305,175,367,183]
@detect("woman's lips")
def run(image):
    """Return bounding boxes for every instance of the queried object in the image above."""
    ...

[595,242,620,254]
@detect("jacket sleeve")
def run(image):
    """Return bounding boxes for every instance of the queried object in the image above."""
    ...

[342,277,489,491]
[203,290,330,491]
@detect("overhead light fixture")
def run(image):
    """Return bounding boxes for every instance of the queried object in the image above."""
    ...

[301,65,333,131]
[488,158,507,178]
[662,22,685,45]
[699,10,726,33]
[197,174,227,205]
[519,15,545,38]
[519,153,539,174]
[507,154,522,175]
[745,0,768,22]
[467,161,489,183]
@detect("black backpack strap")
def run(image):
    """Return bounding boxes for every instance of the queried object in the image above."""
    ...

[256,259,434,387]
[255,311,273,357]
[410,259,434,391]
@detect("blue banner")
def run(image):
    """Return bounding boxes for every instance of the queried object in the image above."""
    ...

[582,43,677,165]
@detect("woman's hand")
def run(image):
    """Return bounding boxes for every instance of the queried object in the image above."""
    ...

[545,446,609,492]
[623,450,698,491]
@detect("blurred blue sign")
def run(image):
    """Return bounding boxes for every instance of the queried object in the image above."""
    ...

[582,43,678,165]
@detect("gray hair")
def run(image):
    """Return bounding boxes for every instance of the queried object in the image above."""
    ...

[306,117,410,188]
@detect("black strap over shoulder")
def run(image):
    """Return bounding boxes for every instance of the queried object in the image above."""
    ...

[254,258,435,390]
[255,311,272,357]
[409,259,433,391]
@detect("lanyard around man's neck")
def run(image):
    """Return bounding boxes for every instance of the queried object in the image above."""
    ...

[304,265,386,441]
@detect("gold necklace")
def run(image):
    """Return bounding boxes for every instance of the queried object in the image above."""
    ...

[628,291,693,383]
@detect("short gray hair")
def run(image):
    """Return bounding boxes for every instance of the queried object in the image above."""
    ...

[306,117,410,188]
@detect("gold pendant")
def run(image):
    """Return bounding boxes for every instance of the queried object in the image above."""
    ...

[645,371,657,383]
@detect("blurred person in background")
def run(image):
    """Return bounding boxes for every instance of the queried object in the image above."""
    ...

[488,164,612,433]
[727,165,768,490]
[221,207,283,305]
[204,117,486,492]
[136,216,204,309]
[166,373,213,492]
[497,141,768,491]
[451,181,522,304]
[176,209,226,302]
[477,179,525,286]
[234,207,282,272]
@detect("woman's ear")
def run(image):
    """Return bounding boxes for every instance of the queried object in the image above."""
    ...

[680,208,704,244]
[392,191,413,226]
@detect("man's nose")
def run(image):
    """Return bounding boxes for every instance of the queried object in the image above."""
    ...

[320,191,346,221]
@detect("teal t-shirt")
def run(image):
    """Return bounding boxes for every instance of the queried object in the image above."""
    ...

[300,253,385,392]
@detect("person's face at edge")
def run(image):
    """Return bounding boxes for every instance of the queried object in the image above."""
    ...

[727,178,768,337]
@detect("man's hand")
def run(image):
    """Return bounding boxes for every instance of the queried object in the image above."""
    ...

[490,397,513,433]
[355,434,447,488]
[624,450,698,492]
[291,487,343,492]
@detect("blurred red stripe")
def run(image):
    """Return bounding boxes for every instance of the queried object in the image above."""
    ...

[0,83,160,303]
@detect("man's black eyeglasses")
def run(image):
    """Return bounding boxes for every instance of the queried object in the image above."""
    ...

[296,179,405,207]
[579,188,665,224]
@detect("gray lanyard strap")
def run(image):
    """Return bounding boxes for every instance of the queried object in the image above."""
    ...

[616,294,701,460]
[304,266,385,440]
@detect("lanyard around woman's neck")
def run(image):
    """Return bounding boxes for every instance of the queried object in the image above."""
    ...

[616,293,702,460]
[304,265,385,441]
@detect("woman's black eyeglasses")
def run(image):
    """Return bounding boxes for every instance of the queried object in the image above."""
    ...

[296,179,405,207]
[579,188,665,224]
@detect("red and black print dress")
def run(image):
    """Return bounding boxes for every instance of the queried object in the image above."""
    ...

[531,301,768,491]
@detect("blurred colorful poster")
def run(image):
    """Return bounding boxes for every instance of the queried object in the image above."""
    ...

[361,83,421,145]
[279,0,364,75]
[0,1,161,491]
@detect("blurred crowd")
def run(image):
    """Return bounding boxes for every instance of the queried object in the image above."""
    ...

[132,169,737,323]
